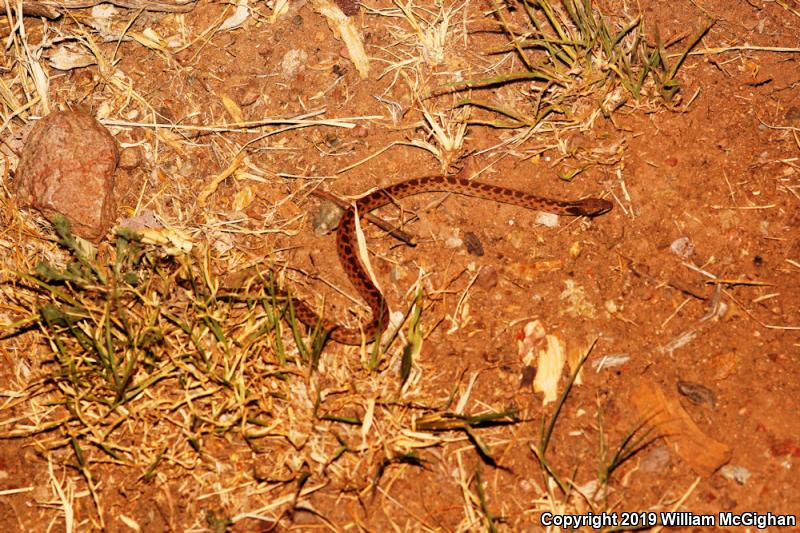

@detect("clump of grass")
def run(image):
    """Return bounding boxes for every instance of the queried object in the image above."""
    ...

[2,217,319,482]
[2,216,470,522]
[16,217,295,403]
[441,0,711,128]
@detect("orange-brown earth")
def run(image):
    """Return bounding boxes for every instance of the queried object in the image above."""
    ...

[0,0,799,530]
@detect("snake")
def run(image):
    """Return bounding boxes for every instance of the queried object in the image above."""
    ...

[287,175,613,345]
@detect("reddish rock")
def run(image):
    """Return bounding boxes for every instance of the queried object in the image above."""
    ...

[13,110,119,242]
[769,438,800,458]
[475,265,498,289]
[333,0,359,16]
[350,124,369,138]
[118,146,142,169]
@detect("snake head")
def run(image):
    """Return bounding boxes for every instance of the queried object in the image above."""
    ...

[567,197,613,217]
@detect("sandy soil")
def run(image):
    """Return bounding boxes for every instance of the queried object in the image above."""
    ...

[0,0,799,530]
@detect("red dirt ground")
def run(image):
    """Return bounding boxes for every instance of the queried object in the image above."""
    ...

[1,0,799,531]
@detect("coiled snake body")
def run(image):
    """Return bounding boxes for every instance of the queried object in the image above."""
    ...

[290,175,612,345]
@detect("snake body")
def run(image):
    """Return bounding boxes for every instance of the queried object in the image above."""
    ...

[290,175,612,345]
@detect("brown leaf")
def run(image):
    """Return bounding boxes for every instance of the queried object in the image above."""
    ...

[631,380,731,477]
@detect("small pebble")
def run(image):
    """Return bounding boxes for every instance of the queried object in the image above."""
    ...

[506,229,526,250]
[281,49,308,79]
[677,380,716,408]
[475,266,498,289]
[784,106,800,121]
[118,146,141,169]
[712,352,740,381]
[463,231,484,256]
[323,133,340,149]
[390,264,407,283]
[444,235,463,248]
[768,437,800,458]
[312,202,344,236]
[720,465,751,485]
[535,212,559,228]
[640,445,671,473]
[238,87,260,107]
[333,0,360,16]
[519,366,536,388]
[670,236,694,258]
[119,210,160,231]
[350,125,369,138]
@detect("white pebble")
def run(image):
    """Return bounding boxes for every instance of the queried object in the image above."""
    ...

[445,236,463,248]
[535,212,559,228]
[670,236,694,258]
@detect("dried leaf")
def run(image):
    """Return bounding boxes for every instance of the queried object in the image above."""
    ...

[131,28,169,51]
[353,208,382,293]
[631,380,731,476]
[198,152,245,206]
[269,0,290,22]
[517,320,546,366]
[233,184,254,211]
[48,43,97,70]
[137,227,193,255]
[221,95,244,123]
[311,0,370,78]
[533,334,566,405]
[220,0,249,31]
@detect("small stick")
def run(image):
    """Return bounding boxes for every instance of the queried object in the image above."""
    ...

[704,279,773,287]
[310,189,417,246]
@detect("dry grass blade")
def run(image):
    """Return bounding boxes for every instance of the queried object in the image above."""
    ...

[415,410,519,431]
[454,97,556,128]
[433,70,555,94]
[400,287,424,386]
[473,467,501,532]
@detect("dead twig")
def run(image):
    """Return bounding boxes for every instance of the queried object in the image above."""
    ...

[0,0,196,19]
